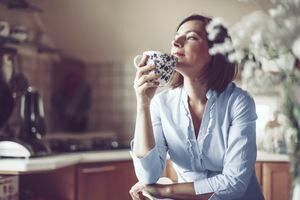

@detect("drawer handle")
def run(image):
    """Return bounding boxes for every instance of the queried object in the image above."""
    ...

[81,166,117,173]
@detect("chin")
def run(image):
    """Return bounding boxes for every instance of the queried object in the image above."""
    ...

[175,61,186,67]
[175,61,191,70]
[174,67,187,76]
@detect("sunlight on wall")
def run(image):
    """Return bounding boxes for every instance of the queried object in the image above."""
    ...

[253,95,279,148]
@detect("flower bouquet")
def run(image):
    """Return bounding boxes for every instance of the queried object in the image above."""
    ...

[206,0,300,199]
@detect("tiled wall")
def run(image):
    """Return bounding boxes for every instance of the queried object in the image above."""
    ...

[3,55,138,142]
[0,5,137,142]
[85,62,137,142]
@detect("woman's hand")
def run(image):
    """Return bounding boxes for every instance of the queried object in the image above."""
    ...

[134,55,160,107]
[129,182,148,200]
[130,182,170,200]
[130,182,212,200]
[143,184,171,199]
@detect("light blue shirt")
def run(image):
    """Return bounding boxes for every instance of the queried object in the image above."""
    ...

[130,82,264,200]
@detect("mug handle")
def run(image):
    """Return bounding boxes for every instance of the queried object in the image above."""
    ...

[133,55,143,68]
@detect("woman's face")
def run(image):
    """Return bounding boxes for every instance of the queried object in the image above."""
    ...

[171,20,211,79]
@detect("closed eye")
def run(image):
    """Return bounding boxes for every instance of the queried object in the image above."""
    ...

[187,36,198,40]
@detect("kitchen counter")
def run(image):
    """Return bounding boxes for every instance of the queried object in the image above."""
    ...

[256,150,290,162]
[0,149,132,174]
[0,150,290,174]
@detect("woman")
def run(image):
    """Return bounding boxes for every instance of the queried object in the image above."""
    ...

[130,15,264,200]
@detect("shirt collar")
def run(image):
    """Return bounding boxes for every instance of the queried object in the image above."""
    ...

[206,89,217,100]
[181,86,217,104]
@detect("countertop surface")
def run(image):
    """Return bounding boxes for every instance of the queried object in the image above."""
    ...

[0,149,132,173]
[0,150,290,174]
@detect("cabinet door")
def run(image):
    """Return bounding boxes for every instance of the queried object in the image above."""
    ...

[262,162,291,200]
[77,160,137,200]
[20,165,76,200]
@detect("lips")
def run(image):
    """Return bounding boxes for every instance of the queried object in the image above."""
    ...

[174,52,185,57]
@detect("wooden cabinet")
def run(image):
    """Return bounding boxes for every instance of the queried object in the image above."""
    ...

[18,159,292,200]
[262,162,291,200]
[20,160,137,200]
[77,161,137,200]
[20,165,76,200]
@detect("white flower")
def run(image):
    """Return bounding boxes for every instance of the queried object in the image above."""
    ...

[260,52,295,72]
[208,0,300,95]
[269,4,285,18]
[242,60,257,79]
[292,37,300,59]
[206,17,228,41]
[207,29,219,41]
[291,84,300,105]
[209,38,234,55]
[228,50,245,63]
[285,127,298,153]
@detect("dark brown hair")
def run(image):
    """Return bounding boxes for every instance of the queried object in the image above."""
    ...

[170,14,237,93]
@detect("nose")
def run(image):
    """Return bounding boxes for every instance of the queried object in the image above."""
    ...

[172,36,184,48]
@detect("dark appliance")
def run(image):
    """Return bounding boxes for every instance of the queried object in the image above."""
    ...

[0,48,49,158]
[20,87,46,140]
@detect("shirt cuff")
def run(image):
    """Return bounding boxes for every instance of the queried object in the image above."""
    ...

[129,140,159,171]
[194,178,214,195]
[194,179,222,200]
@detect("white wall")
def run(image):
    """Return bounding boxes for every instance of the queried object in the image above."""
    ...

[35,0,261,63]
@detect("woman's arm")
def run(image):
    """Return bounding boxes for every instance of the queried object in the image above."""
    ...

[132,55,159,157]
[133,105,156,157]
[131,55,168,184]
[144,183,213,200]
[131,96,168,184]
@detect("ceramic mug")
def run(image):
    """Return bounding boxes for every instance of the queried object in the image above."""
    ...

[134,51,178,87]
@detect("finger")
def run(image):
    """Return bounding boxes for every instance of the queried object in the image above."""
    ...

[129,192,135,200]
[138,192,146,200]
[135,64,156,79]
[137,82,159,92]
[137,55,149,68]
[130,184,145,200]
[134,80,160,91]
[129,189,139,200]
[134,74,160,88]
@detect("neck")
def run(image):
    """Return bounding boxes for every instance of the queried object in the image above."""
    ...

[183,77,208,105]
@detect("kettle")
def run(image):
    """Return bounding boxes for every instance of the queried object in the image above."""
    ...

[0,91,49,157]
[20,87,46,140]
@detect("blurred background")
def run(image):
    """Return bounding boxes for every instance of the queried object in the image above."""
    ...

[0,1,290,200]
[0,0,265,142]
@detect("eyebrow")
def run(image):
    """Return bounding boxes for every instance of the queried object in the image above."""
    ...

[175,30,206,37]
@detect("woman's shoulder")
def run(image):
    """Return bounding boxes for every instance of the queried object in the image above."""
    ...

[218,83,257,121]
[220,82,254,104]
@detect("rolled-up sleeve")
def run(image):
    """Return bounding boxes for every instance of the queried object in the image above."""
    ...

[194,94,257,200]
[130,97,168,184]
